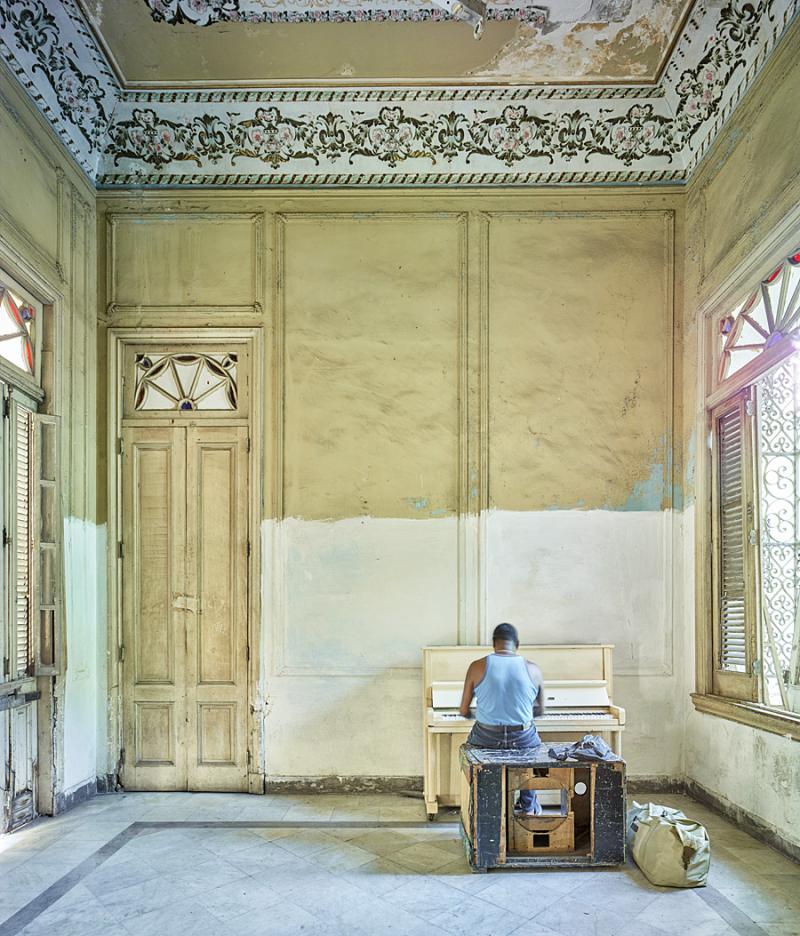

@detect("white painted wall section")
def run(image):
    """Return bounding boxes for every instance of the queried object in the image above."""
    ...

[262,509,683,780]
[62,518,104,794]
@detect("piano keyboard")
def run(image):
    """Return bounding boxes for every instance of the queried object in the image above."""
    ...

[434,711,614,721]
[539,712,613,720]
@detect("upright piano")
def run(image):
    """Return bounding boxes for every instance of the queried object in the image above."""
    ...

[422,644,625,819]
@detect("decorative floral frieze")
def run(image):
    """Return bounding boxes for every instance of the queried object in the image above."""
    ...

[142,0,552,26]
[0,0,117,175]
[104,99,682,174]
[672,0,773,136]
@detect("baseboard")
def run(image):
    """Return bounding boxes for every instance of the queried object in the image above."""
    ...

[684,777,800,864]
[627,775,686,794]
[264,775,424,795]
[54,777,97,814]
[96,773,121,794]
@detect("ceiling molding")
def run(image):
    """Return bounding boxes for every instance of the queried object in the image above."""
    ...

[0,0,797,188]
[141,0,554,26]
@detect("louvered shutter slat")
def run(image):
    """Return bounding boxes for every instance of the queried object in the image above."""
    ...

[712,390,759,700]
[718,406,748,672]
[14,407,32,676]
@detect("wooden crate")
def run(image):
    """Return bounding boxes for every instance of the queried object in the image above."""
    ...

[459,746,626,871]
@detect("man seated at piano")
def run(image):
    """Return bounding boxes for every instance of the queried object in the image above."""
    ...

[459,623,545,817]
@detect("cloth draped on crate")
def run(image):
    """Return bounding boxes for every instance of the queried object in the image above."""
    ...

[549,734,620,763]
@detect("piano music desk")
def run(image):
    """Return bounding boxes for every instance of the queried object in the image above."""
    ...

[423,645,625,820]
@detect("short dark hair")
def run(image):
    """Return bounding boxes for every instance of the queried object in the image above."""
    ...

[492,623,519,647]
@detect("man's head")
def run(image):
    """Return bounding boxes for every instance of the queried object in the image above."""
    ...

[492,622,520,649]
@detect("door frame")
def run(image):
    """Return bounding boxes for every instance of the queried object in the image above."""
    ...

[107,327,264,793]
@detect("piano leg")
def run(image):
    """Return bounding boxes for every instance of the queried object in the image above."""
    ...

[425,734,439,821]
[611,731,622,758]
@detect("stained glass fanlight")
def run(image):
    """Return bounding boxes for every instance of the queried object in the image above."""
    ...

[134,352,238,411]
[0,281,36,375]
[718,249,800,382]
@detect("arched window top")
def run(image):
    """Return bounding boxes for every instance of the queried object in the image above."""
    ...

[0,276,39,377]
[718,249,800,383]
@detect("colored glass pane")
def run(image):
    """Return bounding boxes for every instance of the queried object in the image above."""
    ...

[134,352,238,411]
[719,248,800,382]
[0,282,35,375]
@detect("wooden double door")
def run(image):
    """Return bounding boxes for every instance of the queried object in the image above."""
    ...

[120,424,249,791]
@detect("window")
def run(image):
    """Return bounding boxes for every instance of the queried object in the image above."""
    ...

[0,277,40,379]
[0,272,59,685]
[757,356,799,710]
[708,248,800,717]
[718,250,800,382]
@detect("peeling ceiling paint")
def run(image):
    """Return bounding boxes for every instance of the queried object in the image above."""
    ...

[470,0,687,82]
[79,0,692,86]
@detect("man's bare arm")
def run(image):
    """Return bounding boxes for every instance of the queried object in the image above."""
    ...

[527,661,545,717]
[459,660,482,717]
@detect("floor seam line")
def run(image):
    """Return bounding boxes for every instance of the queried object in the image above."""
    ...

[696,883,771,936]
[0,823,144,936]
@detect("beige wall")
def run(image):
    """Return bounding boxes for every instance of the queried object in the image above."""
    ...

[97,189,683,781]
[682,19,800,848]
[0,64,100,804]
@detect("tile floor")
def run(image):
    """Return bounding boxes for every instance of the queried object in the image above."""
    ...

[0,792,798,936]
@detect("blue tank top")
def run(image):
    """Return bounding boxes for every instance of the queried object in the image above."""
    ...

[474,654,538,726]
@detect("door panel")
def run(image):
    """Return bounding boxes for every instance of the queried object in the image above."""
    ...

[121,424,249,792]
[185,426,249,791]
[121,428,187,791]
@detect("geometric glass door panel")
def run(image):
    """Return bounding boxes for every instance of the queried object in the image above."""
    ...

[121,425,249,791]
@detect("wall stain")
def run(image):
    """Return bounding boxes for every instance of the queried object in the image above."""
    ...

[621,370,642,417]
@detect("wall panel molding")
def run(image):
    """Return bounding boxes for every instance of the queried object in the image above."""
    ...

[481,207,676,677]
[106,212,264,312]
[271,210,468,677]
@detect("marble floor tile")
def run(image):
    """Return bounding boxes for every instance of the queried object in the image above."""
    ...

[530,893,637,936]
[17,888,119,936]
[81,854,163,897]
[507,921,564,936]
[311,840,380,872]
[349,828,423,858]
[270,827,342,858]
[392,841,463,873]
[118,892,229,936]
[337,856,420,898]
[385,875,472,920]
[477,874,564,917]
[633,890,736,936]
[430,892,529,936]
[197,874,287,921]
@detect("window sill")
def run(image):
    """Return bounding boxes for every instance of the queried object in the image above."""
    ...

[691,693,800,742]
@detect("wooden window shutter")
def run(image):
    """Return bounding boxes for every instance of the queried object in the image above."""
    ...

[31,414,61,675]
[711,387,760,700]
[10,402,33,678]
